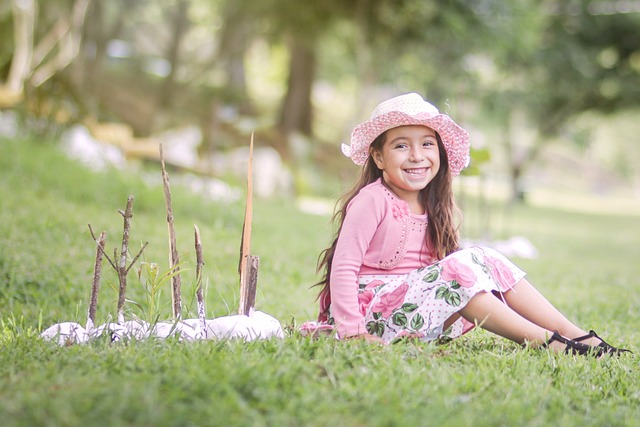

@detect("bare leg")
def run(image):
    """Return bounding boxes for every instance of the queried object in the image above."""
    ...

[458,291,568,351]
[501,279,601,346]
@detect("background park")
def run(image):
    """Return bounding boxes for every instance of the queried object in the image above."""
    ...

[1,1,639,426]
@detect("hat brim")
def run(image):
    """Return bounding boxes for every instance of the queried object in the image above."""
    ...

[342,111,470,176]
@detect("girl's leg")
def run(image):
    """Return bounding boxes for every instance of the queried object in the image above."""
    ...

[501,279,601,346]
[458,291,565,350]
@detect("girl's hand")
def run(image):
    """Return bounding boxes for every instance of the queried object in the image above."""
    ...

[345,333,386,345]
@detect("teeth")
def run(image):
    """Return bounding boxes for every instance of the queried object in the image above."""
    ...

[406,168,426,175]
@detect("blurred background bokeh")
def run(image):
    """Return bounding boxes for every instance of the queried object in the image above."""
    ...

[2,0,640,213]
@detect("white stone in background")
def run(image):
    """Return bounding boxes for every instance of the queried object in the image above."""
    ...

[62,125,126,171]
[461,236,539,259]
[0,111,19,138]
[40,322,88,345]
[209,146,293,198]
[296,196,334,216]
[180,174,241,203]
[140,172,241,203]
[156,126,202,169]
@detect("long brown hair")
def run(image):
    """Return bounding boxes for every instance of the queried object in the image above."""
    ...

[315,129,462,315]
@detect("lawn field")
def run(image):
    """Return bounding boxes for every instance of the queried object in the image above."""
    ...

[1,137,638,427]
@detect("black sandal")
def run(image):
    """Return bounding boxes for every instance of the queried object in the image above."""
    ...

[542,331,605,357]
[573,330,632,356]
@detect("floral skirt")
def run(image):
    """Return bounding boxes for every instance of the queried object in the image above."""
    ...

[352,247,526,343]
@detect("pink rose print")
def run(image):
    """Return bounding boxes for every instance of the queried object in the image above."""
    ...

[392,202,410,220]
[371,282,409,318]
[358,280,384,316]
[358,290,374,316]
[365,280,385,291]
[484,256,515,287]
[440,257,477,288]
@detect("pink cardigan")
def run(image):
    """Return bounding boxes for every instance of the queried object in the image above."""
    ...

[329,179,436,338]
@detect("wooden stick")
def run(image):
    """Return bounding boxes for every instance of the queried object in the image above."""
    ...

[89,224,117,271]
[194,224,206,335]
[125,242,149,275]
[160,144,182,319]
[117,195,134,323]
[239,255,259,316]
[87,230,106,330]
[238,133,254,315]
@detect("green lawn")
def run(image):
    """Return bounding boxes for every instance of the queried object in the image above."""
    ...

[1,137,638,427]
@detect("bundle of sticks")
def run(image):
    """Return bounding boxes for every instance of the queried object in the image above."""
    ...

[86,135,259,331]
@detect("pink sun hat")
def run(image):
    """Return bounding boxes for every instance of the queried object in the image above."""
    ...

[341,93,471,176]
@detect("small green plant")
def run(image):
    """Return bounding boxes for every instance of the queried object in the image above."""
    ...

[132,260,186,323]
[0,314,39,343]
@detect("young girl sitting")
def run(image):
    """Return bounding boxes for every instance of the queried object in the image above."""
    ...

[314,92,629,356]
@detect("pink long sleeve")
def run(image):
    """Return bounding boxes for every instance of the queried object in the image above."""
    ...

[330,189,383,338]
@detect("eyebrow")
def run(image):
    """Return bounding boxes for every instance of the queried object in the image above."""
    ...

[388,134,437,144]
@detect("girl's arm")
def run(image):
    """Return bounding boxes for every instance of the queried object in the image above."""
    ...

[330,189,382,338]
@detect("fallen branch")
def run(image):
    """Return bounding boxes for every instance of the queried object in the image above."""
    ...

[160,144,182,319]
[87,230,106,330]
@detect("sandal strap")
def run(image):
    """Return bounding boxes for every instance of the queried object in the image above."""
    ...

[544,331,604,357]
[573,330,633,355]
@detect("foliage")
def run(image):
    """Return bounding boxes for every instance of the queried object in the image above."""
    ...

[3,1,640,203]
[1,131,639,426]
[1,333,638,427]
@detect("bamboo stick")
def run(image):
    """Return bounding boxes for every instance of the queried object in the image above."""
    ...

[238,133,256,315]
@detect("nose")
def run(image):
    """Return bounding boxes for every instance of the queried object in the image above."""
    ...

[409,145,424,162]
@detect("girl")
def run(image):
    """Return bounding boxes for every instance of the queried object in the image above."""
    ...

[314,92,629,356]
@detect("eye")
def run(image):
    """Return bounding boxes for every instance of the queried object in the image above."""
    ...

[394,142,408,149]
[423,139,436,147]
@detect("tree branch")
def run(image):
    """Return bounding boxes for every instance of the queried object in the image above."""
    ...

[125,241,149,275]
[87,230,106,330]
[88,223,117,271]
[194,224,206,334]
[160,144,182,319]
[116,195,134,323]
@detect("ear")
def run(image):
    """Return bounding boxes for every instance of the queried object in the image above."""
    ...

[371,149,384,170]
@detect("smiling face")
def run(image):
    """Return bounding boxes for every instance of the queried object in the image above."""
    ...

[371,125,440,211]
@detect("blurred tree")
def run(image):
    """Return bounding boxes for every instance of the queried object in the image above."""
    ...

[480,0,640,202]
[1,0,91,101]
[157,0,190,109]
[216,0,253,109]
[244,0,349,150]
[3,0,640,204]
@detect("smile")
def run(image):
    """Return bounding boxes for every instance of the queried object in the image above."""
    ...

[404,168,428,176]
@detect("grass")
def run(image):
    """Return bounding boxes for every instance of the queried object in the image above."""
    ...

[0,136,639,427]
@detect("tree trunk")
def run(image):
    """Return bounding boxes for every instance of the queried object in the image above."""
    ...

[157,0,189,109]
[217,1,252,109]
[6,0,36,94]
[510,165,526,203]
[278,38,315,139]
